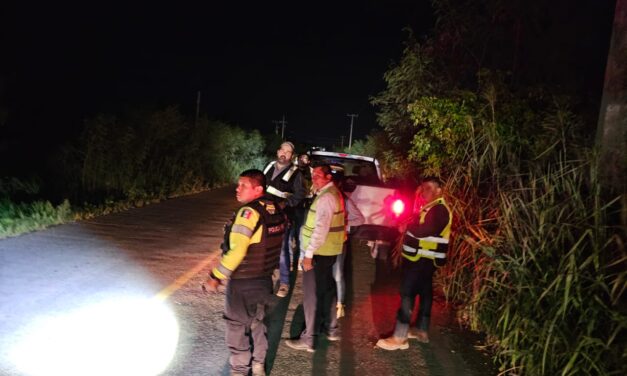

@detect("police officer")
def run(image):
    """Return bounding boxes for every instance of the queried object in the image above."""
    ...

[204,169,286,376]
[263,141,306,297]
[376,176,452,350]
[285,163,346,352]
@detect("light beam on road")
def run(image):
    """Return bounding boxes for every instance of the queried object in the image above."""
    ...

[9,296,179,376]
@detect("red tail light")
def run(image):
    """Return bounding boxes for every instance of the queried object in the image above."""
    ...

[391,199,405,217]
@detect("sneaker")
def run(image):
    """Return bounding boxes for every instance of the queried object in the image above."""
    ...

[375,336,409,350]
[336,303,345,318]
[276,283,289,298]
[285,339,314,353]
[252,362,266,376]
[408,328,429,343]
[326,333,341,341]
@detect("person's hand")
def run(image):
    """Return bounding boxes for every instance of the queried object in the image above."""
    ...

[302,257,314,272]
[202,277,221,293]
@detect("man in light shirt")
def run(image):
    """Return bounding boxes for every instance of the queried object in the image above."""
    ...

[285,164,346,352]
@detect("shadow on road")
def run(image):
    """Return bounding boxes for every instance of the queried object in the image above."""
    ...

[264,271,298,374]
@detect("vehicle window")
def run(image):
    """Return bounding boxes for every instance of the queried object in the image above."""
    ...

[311,155,381,185]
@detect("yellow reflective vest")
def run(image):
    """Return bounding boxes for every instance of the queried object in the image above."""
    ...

[301,184,345,256]
[402,197,452,266]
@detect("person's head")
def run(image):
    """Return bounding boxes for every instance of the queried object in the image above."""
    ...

[276,142,295,164]
[298,153,310,166]
[417,176,444,203]
[311,163,333,190]
[236,169,265,203]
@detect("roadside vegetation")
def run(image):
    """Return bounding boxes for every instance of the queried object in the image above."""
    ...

[0,178,72,238]
[366,1,625,375]
[0,106,266,238]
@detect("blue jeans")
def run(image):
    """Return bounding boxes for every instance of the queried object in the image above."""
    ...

[332,242,347,304]
[279,219,301,285]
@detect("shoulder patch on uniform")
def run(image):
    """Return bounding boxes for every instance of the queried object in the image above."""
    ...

[240,209,253,219]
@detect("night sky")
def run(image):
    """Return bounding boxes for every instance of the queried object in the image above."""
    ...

[2,1,433,154]
[1,0,618,174]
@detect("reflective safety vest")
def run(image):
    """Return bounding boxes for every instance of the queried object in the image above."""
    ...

[225,197,286,279]
[264,161,299,200]
[301,184,345,256]
[402,197,452,267]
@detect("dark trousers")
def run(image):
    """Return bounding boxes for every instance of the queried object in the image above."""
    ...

[393,258,436,338]
[301,254,338,347]
[224,277,272,374]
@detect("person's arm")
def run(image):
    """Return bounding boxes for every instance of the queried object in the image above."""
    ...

[303,193,336,258]
[211,206,260,280]
[286,171,306,207]
[406,204,449,238]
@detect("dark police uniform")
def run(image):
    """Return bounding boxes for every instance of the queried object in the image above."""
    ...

[210,196,286,375]
[263,161,306,286]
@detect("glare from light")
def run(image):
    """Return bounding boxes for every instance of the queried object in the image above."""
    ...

[391,199,405,216]
[10,297,179,376]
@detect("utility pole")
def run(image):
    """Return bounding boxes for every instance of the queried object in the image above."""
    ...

[596,0,626,193]
[195,91,201,126]
[281,114,286,139]
[272,115,288,140]
[346,113,358,150]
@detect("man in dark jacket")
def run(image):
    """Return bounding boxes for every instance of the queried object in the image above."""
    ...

[263,142,306,297]
[376,176,452,350]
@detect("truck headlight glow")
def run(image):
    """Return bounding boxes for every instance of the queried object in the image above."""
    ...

[10,297,179,376]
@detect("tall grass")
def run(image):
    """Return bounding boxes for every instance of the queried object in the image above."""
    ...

[433,93,627,375]
[474,158,625,375]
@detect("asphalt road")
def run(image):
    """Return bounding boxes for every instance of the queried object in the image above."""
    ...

[0,186,492,376]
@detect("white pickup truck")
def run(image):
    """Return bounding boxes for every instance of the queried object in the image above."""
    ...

[309,150,411,256]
